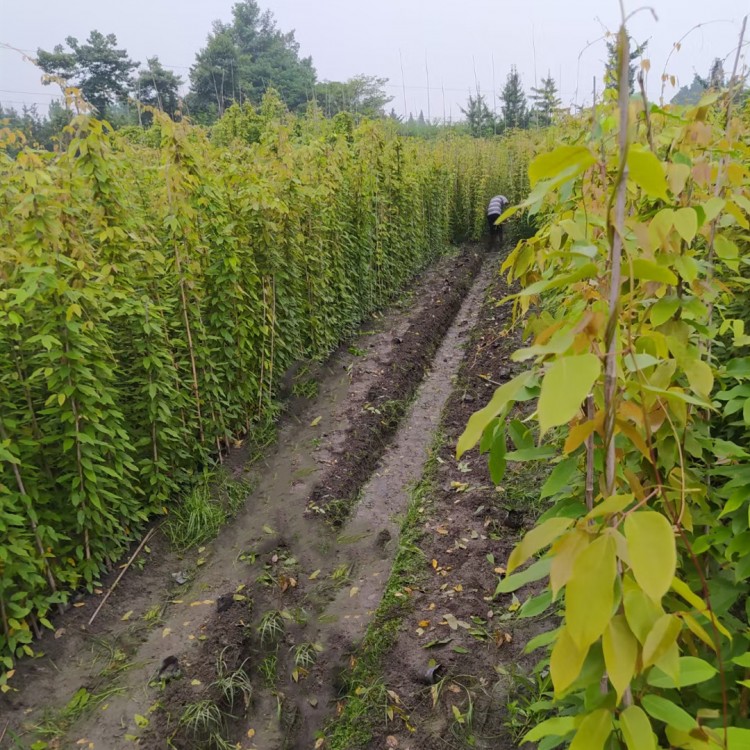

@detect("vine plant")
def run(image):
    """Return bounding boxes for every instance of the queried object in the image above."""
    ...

[459,16,750,750]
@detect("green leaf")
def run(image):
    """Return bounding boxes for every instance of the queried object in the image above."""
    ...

[620,706,656,750]
[518,590,553,618]
[650,297,680,327]
[569,708,612,750]
[641,695,697,733]
[538,354,601,435]
[715,235,739,261]
[625,512,676,602]
[647,656,717,688]
[566,535,616,650]
[495,557,552,594]
[673,207,698,244]
[522,716,576,744]
[540,457,579,499]
[507,517,574,574]
[529,145,595,187]
[630,259,678,286]
[627,147,669,200]
[456,371,533,458]
[134,713,149,728]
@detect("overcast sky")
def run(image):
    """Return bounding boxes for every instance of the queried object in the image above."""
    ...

[1,0,746,120]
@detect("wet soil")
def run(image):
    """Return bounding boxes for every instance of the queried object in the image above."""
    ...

[345,269,554,750]
[0,246,490,750]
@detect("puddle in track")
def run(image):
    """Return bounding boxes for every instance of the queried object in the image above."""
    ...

[1,249,495,750]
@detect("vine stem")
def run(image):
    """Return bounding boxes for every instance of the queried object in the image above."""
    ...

[604,24,630,499]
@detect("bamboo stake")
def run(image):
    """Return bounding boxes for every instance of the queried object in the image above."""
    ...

[88,527,157,626]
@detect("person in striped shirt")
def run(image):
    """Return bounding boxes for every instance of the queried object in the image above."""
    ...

[486,194,509,250]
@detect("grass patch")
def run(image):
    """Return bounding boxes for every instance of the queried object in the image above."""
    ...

[165,470,250,551]
[35,686,125,739]
[323,432,443,749]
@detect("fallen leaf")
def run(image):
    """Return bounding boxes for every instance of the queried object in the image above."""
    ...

[454,584,463,592]
[444,613,459,630]
[452,646,470,654]
[435,527,449,535]
[315,739,325,749]
[191,679,202,686]
[310,416,322,427]
[73,602,86,608]
[162,628,172,638]
[349,586,360,598]
[262,524,274,534]
[121,610,133,621]
[54,628,66,639]
[418,620,430,628]
[386,735,399,748]
[423,637,453,648]
[431,559,438,569]
[309,569,321,580]
[134,714,149,728]
[494,566,506,575]
[247,729,256,738]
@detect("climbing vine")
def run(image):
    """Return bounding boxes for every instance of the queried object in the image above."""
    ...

[459,18,750,750]
[0,94,537,673]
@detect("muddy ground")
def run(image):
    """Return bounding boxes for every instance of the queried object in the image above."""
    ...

[1,245,514,750]
[323,265,554,750]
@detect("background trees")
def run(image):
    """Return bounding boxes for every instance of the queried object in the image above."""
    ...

[186,0,316,119]
[500,66,529,129]
[530,74,561,127]
[37,31,138,119]
[460,92,497,137]
[135,57,183,121]
[314,75,392,119]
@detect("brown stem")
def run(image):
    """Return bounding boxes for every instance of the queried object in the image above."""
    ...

[585,395,595,510]
[604,26,631,498]
[173,243,204,443]
[637,71,655,153]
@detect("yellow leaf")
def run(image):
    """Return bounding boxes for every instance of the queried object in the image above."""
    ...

[121,610,133,621]
[628,147,669,201]
[550,626,587,696]
[419,620,430,628]
[550,529,590,598]
[538,354,601,436]
[642,614,682,669]
[621,705,656,750]
[564,419,598,454]
[673,207,698,244]
[162,628,172,638]
[310,416,322,427]
[190,679,202,686]
[603,615,638,702]
[566,535,616,650]
[624,575,663,643]
[671,577,730,640]
[679,613,716,652]
[247,728,256,738]
[507,517,574,574]
[528,145,595,188]
[625,512,675,603]
[683,358,713,400]
[349,586,359,597]
[309,569,321,580]
[569,708,613,750]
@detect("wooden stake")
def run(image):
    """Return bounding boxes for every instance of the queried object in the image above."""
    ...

[88,527,157,627]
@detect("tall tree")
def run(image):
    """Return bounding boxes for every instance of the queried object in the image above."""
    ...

[500,67,528,129]
[135,57,183,121]
[37,31,139,118]
[314,75,392,118]
[460,92,496,137]
[530,73,561,126]
[604,32,647,94]
[188,0,316,121]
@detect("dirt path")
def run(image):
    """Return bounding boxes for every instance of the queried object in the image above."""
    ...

[1,247,494,750]
[326,265,553,750]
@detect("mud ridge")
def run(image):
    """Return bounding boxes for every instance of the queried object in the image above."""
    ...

[308,247,484,524]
